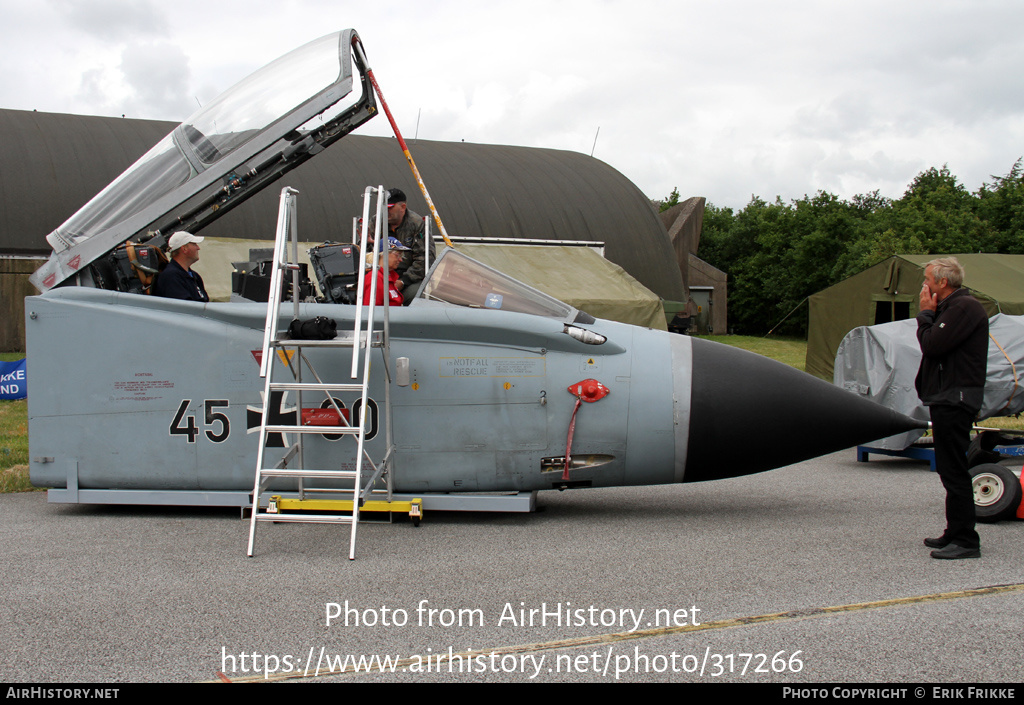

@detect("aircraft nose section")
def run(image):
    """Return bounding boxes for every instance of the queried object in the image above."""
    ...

[673,336,928,483]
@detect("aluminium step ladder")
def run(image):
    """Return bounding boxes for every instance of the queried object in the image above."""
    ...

[246,186,408,560]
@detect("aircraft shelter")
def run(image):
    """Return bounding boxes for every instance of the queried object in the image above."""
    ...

[0,108,686,349]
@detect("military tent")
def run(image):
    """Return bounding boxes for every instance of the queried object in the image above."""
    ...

[806,254,1024,380]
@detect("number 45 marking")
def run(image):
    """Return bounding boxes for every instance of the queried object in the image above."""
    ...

[170,399,230,443]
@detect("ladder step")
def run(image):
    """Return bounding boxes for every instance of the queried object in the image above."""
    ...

[258,468,359,479]
[273,496,422,515]
[269,335,383,348]
[271,337,357,348]
[267,382,364,392]
[264,425,362,435]
[254,513,355,524]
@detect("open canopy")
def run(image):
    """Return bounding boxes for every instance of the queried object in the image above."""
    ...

[31,29,376,293]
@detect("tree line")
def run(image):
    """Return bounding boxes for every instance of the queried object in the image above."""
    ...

[663,160,1024,337]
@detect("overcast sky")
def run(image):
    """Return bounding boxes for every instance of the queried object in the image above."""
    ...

[1,0,1022,210]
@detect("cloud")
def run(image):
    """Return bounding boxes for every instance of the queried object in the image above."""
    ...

[69,41,192,119]
[3,0,1024,210]
[49,0,168,42]
[75,68,115,114]
[118,42,193,119]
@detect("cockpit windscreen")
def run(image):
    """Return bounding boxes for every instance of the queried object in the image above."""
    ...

[421,249,576,321]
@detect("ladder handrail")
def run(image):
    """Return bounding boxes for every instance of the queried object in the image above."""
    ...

[259,187,299,378]
[351,185,386,379]
[249,187,302,557]
[347,186,389,557]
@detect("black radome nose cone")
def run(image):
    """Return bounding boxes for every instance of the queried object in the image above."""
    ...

[683,338,927,482]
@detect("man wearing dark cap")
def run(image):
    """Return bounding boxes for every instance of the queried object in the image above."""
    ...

[154,231,210,302]
[383,188,435,302]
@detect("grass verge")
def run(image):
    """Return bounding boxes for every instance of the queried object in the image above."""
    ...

[694,334,807,371]
[0,399,34,491]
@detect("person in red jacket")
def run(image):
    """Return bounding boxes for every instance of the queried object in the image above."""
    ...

[363,237,412,307]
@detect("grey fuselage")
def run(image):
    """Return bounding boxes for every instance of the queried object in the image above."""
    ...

[27,288,921,497]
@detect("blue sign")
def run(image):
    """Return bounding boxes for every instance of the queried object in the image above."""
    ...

[0,359,27,400]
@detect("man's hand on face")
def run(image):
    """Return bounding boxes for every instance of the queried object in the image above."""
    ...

[920,282,938,313]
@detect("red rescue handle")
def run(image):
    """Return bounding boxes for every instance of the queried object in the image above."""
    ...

[562,379,610,481]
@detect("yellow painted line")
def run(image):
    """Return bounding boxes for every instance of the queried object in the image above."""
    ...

[209,583,1024,682]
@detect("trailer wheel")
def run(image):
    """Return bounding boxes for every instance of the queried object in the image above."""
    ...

[971,464,1023,523]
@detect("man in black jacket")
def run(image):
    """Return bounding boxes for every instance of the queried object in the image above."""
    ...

[383,189,435,302]
[915,257,988,559]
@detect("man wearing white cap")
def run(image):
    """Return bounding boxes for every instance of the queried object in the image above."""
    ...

[154,231,209,302]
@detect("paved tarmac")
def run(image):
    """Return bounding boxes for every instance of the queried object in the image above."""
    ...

[2,450,1022,684]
